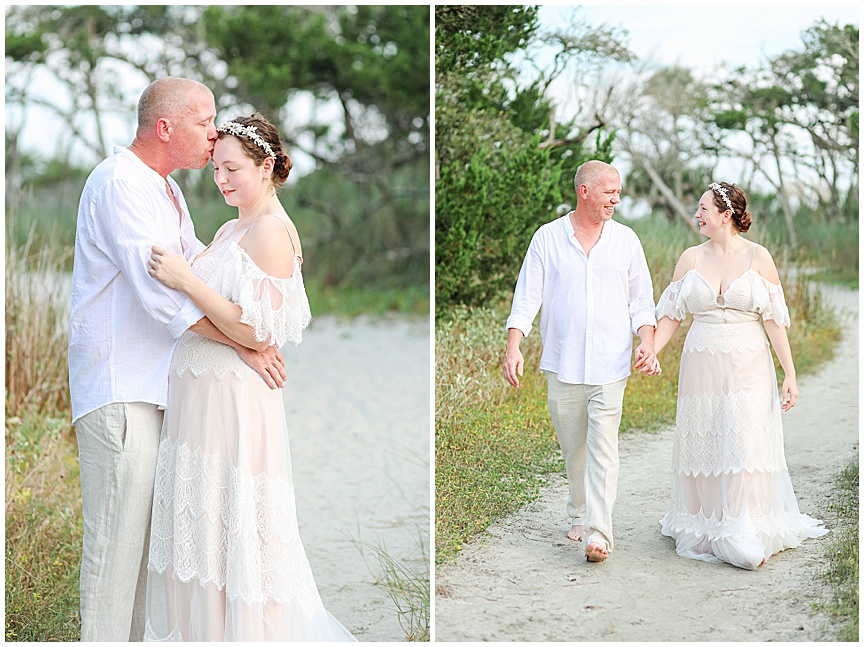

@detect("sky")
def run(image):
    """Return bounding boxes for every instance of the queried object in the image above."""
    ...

[543,4,859,72]
[6,3,859,178]
[530,3,859,212]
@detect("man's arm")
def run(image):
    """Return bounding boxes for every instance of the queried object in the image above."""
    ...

[90,181,286,388]
[91,180,204,337]
[503,231,545,388]
[629,236,660,375]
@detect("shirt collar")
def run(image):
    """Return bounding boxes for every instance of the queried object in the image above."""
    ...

[114,145,177,191]
[563,212,611,247]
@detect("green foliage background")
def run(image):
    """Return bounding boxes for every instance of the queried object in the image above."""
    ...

[434,6,623,314]
[5,5,431,312]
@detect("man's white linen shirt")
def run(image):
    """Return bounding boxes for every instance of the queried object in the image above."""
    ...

[69,146,206,424]
[506,215,656,386]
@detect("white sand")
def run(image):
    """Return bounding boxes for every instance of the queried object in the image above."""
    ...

[435,286,858,642]
[283,315,430,642]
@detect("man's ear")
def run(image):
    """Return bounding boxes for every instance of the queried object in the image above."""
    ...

[155,118,172,143]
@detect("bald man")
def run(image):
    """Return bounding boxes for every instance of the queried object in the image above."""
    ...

[68,77,286,641]
[503,160,659,564]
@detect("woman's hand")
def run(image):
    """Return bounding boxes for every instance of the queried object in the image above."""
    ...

[780,374,798,412]
[148,244,193,292]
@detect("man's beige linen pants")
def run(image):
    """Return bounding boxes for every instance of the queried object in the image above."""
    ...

[547,373,628,552]
[74,402,163,641]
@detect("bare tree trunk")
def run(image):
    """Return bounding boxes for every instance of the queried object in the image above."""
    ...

[769,133,798,247]
[629,149,699,233]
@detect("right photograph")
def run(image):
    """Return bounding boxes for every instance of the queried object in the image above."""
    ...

[434,5,859,642]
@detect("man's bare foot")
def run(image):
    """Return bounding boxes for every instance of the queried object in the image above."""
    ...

[567,525,583,542]
[585,542,609,562]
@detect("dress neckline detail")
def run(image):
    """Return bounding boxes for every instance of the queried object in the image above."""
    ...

[689,268,758,299]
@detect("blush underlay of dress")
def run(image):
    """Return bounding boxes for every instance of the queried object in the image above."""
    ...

[656,250,826,570]
[144,215,356,641]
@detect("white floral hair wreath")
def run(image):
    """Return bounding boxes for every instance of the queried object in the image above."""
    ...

[708,182,735,214]
[216,121,276,158]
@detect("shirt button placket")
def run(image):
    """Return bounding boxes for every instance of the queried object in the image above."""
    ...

[584,254,593,381]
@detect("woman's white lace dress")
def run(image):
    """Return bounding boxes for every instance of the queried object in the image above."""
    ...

[144,219,356,641]
[656,268,827,570]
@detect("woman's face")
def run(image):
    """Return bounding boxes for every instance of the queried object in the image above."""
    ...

[694,190,729,237]
[211,136,268,208]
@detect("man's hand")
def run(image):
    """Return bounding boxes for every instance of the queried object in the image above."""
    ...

[503,328,525,388]
[502,347,524,387]
[236,345,286,389]
[633,342,661,376]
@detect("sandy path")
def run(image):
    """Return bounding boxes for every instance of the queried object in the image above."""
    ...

[435,286,858,642]
[283,315,431,642]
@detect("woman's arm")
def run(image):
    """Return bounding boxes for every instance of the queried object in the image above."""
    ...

[147,217,297,352]
[148,251,269,351]
[653,316,682,356]
[654,247,696,356]
[753,244,798,411]
[763,320,798,411]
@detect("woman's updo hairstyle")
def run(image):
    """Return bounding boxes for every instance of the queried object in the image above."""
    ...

[217,113,293,188]
[709,181,752,233]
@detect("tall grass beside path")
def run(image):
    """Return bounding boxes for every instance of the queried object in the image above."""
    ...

[5,218,83,641]
[817,458,859,641]
[436,306,560,563]
[5,226,72,417]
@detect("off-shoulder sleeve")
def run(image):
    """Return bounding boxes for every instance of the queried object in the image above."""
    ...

[221,245,312,347]
[655,277,688,321]
[753,275,791,327]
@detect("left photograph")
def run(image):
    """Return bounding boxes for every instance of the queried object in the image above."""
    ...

[5,5,430,642]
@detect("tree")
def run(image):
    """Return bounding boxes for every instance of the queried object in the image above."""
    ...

[707,20,859,244]
[201,5,430,291]
[5,5,430,295]
[435,5,627,312]
[610,65,710,233]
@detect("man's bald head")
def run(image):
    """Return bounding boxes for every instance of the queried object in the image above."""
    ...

[136,77,213,137]
[574,160,619,194]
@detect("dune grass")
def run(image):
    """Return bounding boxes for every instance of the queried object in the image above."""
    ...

[5,221,82,641]
[817,458,859,641]
[360,529,430,642]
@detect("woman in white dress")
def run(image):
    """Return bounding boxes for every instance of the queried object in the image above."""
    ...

[652,182,827,570]
[144,114,356,640]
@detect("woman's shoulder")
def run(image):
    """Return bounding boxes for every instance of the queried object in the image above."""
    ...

[238,213,300,278]
[749,242,781,285]
[677,244,702,266]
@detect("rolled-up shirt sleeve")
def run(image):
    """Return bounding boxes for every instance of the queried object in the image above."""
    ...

[628,236,657,335]
[89,179,204,339]
[505,231,544,337]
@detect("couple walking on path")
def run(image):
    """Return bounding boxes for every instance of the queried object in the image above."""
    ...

[502,160,826,570]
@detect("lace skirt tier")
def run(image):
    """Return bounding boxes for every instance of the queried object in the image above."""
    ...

[660,320,827,570]
[144,338,355,641]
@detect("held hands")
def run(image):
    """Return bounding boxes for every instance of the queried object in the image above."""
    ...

[780,375,798,412]
[236,345,287,389]
[148,245,193,291]
[633,343,662,376]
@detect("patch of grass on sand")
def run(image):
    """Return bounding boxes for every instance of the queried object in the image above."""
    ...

[362,528,430,642]
[817,458,859,641]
